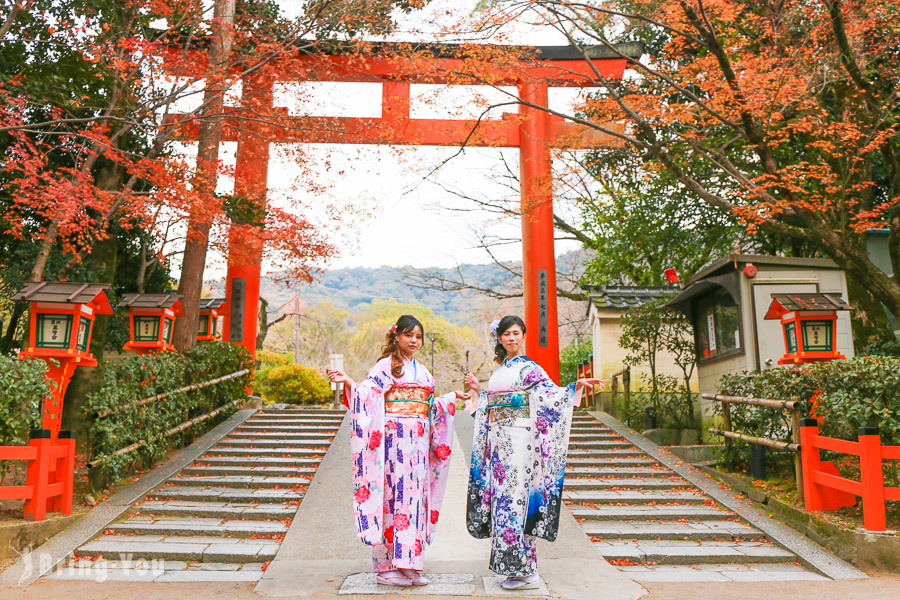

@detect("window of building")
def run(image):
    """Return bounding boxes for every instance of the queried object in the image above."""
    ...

[694,289,742,361]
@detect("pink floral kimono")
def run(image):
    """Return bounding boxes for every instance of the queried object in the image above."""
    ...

[350,355,456,572]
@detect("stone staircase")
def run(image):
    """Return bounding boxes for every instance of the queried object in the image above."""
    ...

[565,412,828,583]
[50,407,344,583]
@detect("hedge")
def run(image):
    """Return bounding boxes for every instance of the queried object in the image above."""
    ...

[716,356,900,468]
[85,341,252,484]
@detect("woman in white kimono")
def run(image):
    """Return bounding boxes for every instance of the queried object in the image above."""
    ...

[463,315,602,590]
[328,315,469,587]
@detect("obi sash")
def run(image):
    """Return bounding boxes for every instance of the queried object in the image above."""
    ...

[486,389,529,423]
[385,383,433,418]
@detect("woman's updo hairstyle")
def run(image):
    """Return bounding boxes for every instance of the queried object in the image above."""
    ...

[380,314,425,378]
[493,315,526,364]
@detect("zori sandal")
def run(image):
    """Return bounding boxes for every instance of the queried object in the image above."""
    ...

[399,568,429,585]
[375,570,412,586]
[501,573,540,590]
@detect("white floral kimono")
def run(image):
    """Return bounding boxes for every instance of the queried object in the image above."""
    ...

[350,356,456,572]
[466,355,579,576]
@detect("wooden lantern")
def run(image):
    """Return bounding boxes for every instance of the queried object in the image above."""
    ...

[764,293,852,365]
[13,282,113,439]
[119,292,184,355]
[197,297,228,341]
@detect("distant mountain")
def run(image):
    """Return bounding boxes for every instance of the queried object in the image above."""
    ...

[208,249,591,327]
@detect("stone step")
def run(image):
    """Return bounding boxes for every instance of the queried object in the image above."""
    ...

[564,477,690,490]
[76,536,279,563]
[563,490,708,504]
[48,559,267,582]
[565,467,675,478]
[237,425,340,433]
[245,417,343,425]
[228,431,333,439]
[110,517,288,538]
[136,500,297,520]
[566,457,657,467]
[205,447,326,457]
[582,520,762,541]
[617,563,829,583]
[567,449,645,458]
[168,475,310,489]
[593,540,795,565]
[569,433,625,439]
[570,505,732,521]
[199,456,320,467]
[218,438,333,448]
[183,465,316,477]
[148,486,303,503]
[569,438,633,447]
[257,409,345,415]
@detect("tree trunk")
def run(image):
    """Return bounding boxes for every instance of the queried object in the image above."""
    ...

[62,164,123,443]
[173,0,235,352]
[0,302,25,355]
[844,270,895,349]
[62,227,118,443]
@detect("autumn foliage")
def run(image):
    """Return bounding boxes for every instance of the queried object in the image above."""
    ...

[462,0,900,334]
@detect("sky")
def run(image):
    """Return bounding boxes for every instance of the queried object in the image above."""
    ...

[186,1,602,277]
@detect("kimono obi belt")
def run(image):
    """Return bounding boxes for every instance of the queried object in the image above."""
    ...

[384,384,433,418]
[486,389,529,423]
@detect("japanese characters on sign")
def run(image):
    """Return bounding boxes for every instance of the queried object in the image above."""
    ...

[538,269,549,347]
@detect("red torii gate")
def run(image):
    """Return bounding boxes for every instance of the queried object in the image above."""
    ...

[173,42,634,381]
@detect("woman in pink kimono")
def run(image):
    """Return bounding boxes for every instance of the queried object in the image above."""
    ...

[327,315,468,587]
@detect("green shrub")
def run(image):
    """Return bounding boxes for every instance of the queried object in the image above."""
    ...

[85,342,252,485]
[0,356,51,478]
[716,356,900,469]
[255,363,331,405]
[257,350,293,368]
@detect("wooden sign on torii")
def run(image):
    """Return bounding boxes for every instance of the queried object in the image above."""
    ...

[171,41,638,382]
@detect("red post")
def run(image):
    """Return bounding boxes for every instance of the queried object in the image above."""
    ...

[518,81,560,382]
[223,73,273,359]
[857,426,887,531]
[23,430,51,521]
[799,418,825,511]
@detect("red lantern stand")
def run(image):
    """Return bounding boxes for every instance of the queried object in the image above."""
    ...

[764,293,852,365]
[197,298,228,342]
[119,293,184,355]
[1,282,112,520]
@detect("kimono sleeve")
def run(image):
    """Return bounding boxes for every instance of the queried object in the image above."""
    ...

[425,392,456,544]
[349,359,391,545]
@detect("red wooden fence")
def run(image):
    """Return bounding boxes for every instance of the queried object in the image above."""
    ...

[0,429,76,521]
[800,418,900,531]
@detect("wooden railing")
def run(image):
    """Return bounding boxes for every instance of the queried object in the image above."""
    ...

[703,393,804,503]
[0,430,75,521]
[86,369,250,470]
[607,366,630,413]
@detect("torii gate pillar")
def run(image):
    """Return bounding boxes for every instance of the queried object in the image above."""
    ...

[519,82,560,382]
[222,73,272,358]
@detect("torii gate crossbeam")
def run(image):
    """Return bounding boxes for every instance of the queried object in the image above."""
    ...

[171,42,636,382]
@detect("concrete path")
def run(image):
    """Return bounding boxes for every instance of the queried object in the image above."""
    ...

[257,410,645,600]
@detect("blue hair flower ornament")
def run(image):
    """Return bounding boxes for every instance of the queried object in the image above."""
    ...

[489,319,501,347]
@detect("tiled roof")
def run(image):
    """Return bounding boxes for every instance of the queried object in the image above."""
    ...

[13,281,110,305]
[199,297,227,310]
[584,285,674,310]
[118,292,183,310]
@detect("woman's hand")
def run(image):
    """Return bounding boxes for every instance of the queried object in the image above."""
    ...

[575,378,604,392]
[464,373,482,396]
[573,378,603,408]
[326,368,354,387]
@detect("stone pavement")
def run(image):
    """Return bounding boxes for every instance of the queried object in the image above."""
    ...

[256,409,645,600]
